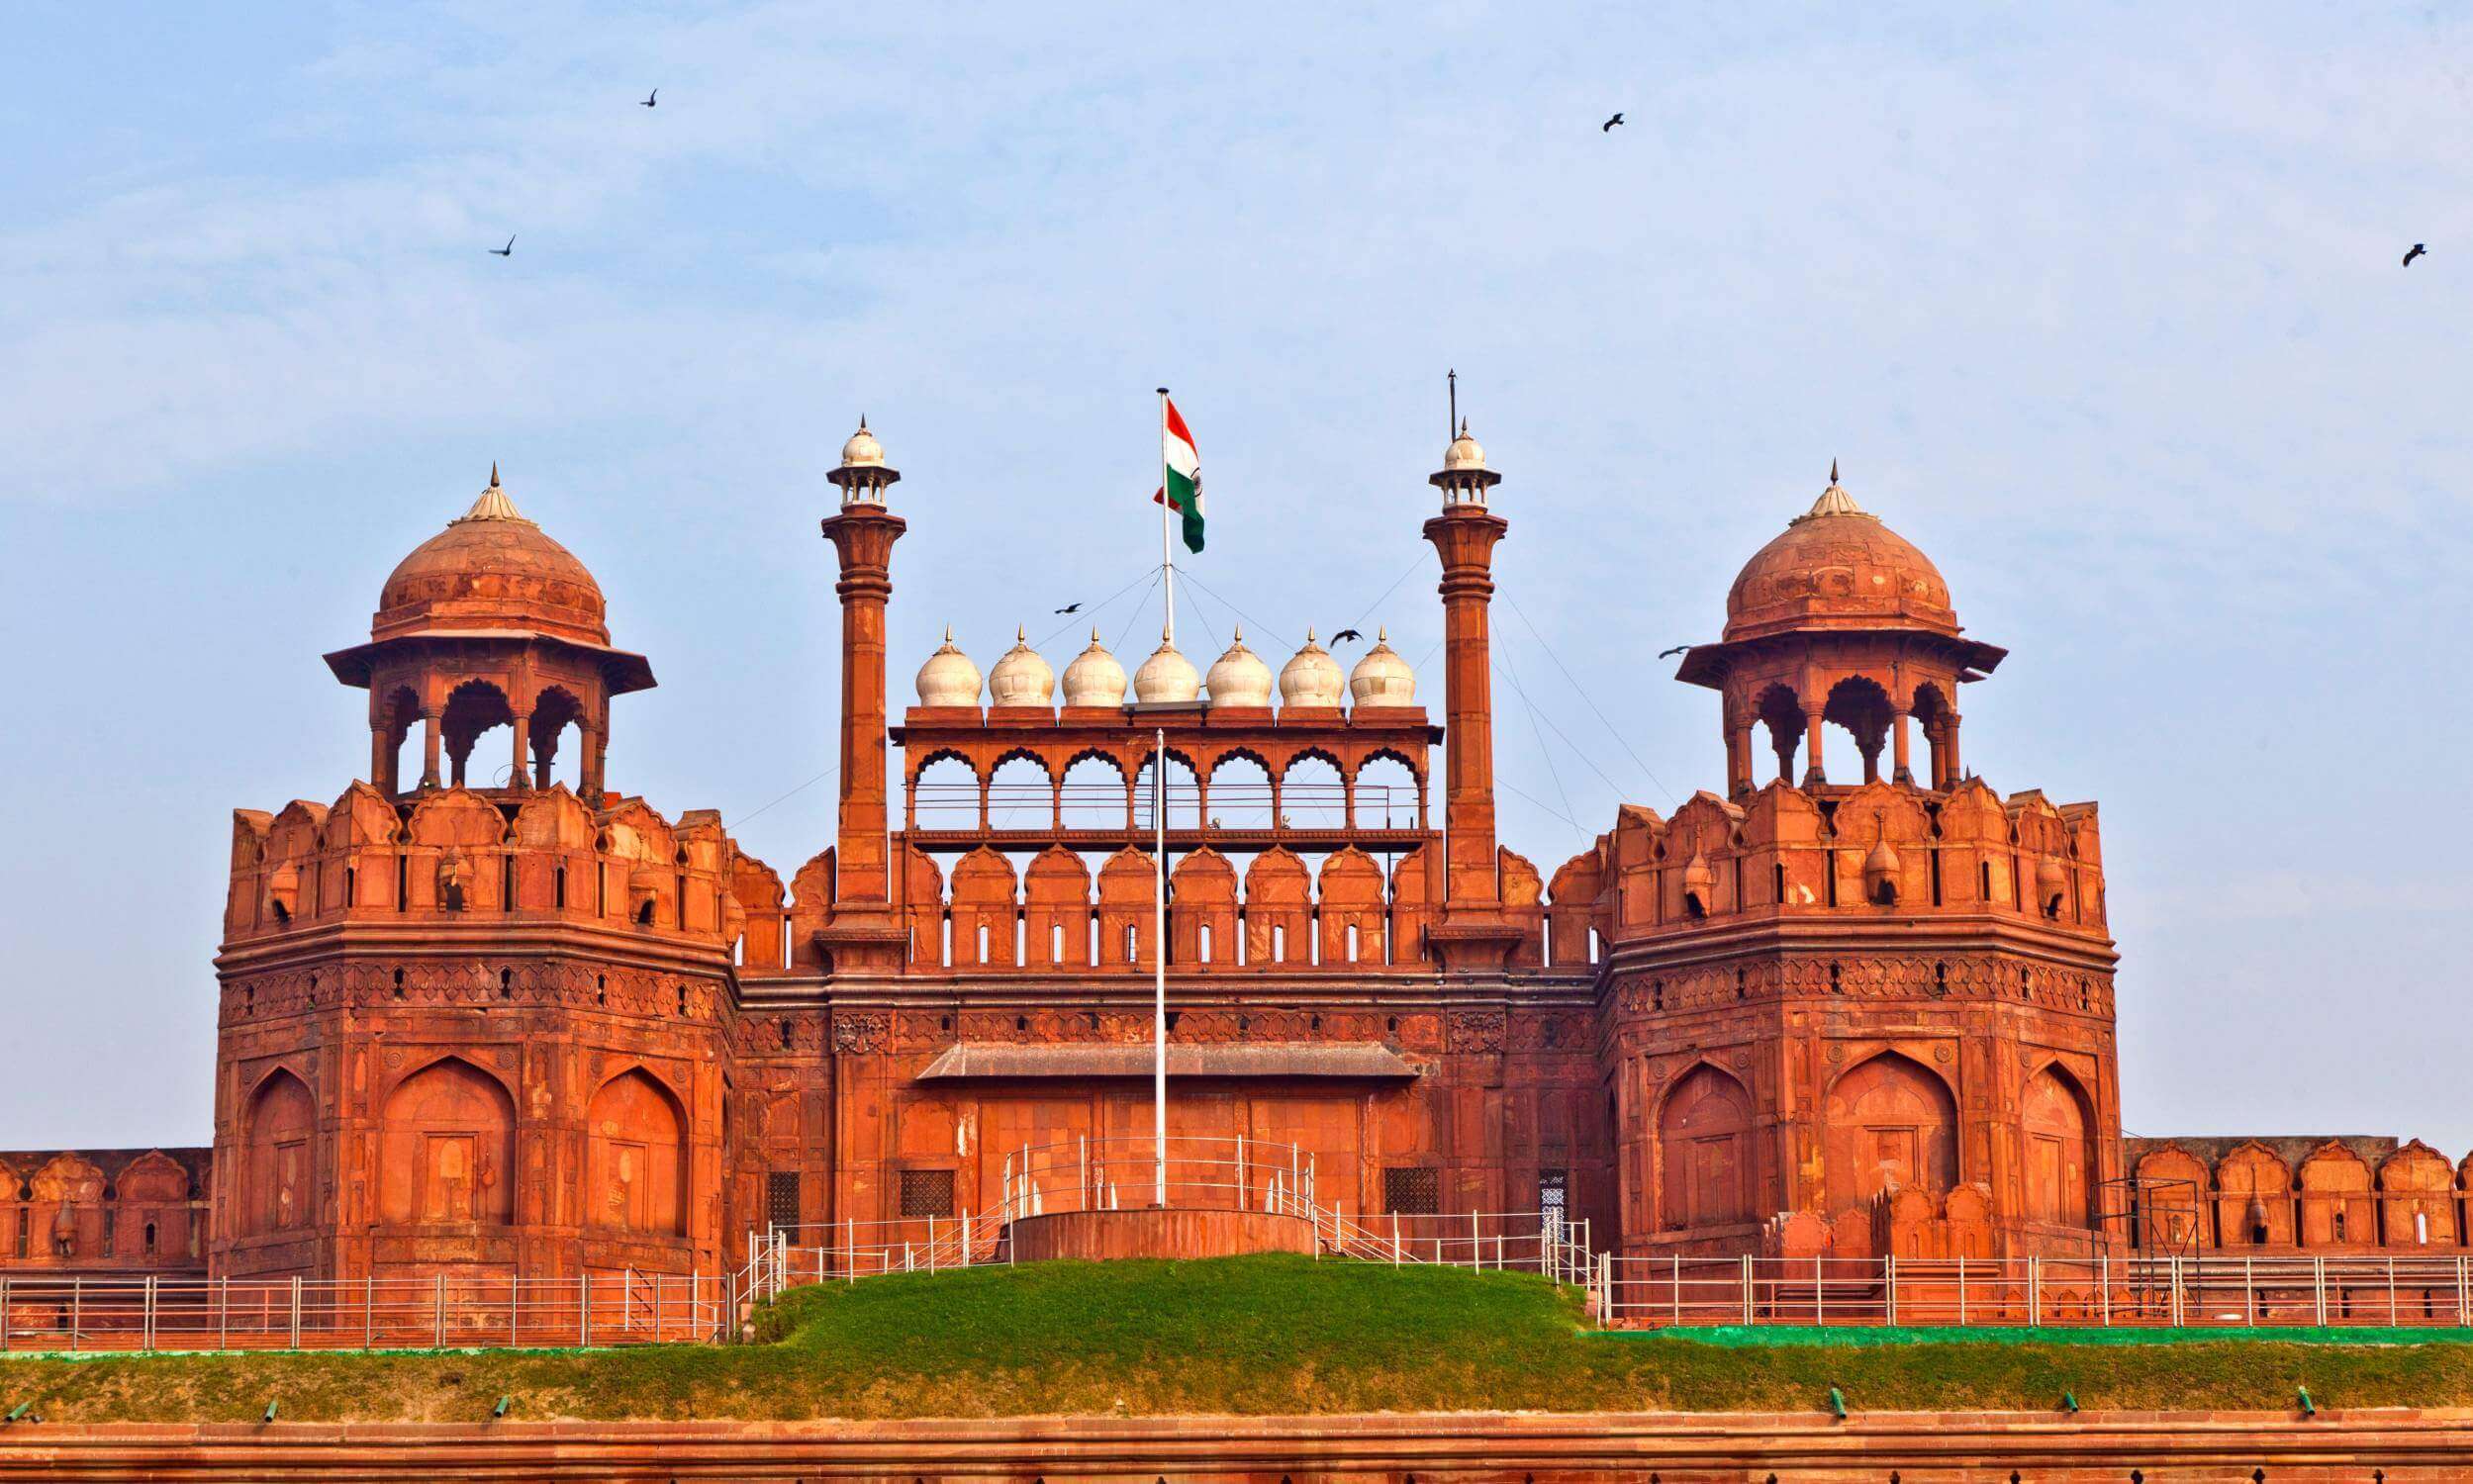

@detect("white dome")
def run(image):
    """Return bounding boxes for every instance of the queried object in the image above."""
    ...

[1132,631,1200,703]
[1204,627,1274,708]
[1279,628,1345,708]
[914,626,983,706]
[1442,419,1487,472]
[987,626,1055,708]
[839,417,886,470]
[1060,629,1127,707]
[1348,626,1416,707]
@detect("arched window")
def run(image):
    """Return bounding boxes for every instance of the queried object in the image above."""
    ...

[379,1057,517,1225]
[2020,1065,2096,1227]
[1659,1066,1756,1229]
[244,1070,317,1235]
[585,1068,688,1236]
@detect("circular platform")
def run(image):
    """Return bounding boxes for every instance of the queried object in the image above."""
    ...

[1006,1207,1318,1262]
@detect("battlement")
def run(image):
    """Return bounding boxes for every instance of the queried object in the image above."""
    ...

[1543,775,2109,968]
[222,781,753,956]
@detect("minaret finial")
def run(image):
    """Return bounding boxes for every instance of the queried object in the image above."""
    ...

[490,461,500,488]
[1829,457,1839,486]
[1447,368,1458,440]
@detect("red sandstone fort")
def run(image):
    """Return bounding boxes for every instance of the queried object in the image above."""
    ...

[7,421,2453,1290]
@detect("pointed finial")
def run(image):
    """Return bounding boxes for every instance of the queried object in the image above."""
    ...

[942,623,953,642]
[1091,626,1101,643]
[1830,457,1840,486]
[1233,623,1244,642]
[1015,624,1026,642]
[489,461,500,488]
[1378,624,1388,641]
[859,414,868,431]
[1306,625,1318,643]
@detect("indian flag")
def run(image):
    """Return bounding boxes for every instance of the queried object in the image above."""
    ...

[1153,394,1205,554]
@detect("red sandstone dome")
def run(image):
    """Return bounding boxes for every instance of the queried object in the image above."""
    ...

[1722,470,1957,643]
[372,467,610,645]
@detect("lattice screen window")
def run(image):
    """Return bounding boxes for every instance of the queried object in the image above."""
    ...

[899,1167,956,1219]
[766,1170,802,1233]
[1383,1165,1441,1216]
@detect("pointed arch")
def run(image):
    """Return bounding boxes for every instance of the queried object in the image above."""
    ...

[2020,1061,2096,1227]
[1658,1063,1756,1230]
[244,1067,317,1235]
[585,1067,688,1236]
[379,1056,517,1225]
[1824,1051,1957,1215]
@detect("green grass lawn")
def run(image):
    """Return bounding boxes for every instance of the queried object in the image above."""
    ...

[8,1254,2473,1423]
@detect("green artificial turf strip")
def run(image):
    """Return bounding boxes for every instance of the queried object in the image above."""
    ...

[6,1254,2473,1422]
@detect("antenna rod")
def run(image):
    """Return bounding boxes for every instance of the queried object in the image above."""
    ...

[1447,368,1457,440]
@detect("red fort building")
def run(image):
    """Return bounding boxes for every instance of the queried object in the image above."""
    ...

[6,418,2461,1300]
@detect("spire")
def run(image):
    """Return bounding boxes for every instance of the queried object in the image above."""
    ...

[453,463,531,524]
[1793,459,1868,523]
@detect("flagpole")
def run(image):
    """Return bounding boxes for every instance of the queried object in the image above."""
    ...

[1152,386,1172,1208]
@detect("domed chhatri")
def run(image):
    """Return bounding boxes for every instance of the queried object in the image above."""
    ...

[1060,629,1128,707]
[1278,628,1346,709]
[374,466,609,646]
[1348,626,1416,707]
[987,626,1056,708]
[1204,627,1275,709]
[824,416,901,506]
[915,626,983,707]
[1723,464,1956,643]
[1132,631,1201,704]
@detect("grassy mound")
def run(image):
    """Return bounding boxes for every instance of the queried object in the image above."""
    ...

[9,1254,2473,1423]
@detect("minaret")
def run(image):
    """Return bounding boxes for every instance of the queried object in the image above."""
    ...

[1421,411,1523,972]
[816,418,911,970]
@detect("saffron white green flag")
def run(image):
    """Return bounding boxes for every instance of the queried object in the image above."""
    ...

[1152,395,1205,554]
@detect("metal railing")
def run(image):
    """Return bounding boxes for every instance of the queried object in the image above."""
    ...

[748,1136,1599,1310]
[0,1270,722,1353]
[1595,1252,2473,1330]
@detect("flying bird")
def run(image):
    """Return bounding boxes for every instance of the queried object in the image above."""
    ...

[489,234,516,257]
[1331,627,1364,644]
[2404,242,2427,267]
[1602,112,1624,132]
[640,89,658,109]
[1657,644,1695,658]
[1052,602,1083,614]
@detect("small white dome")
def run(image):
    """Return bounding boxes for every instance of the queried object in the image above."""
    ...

[1442,418,1487,473]
[987,626,1055,708]
[839,417,886,470]
[1279,628,1345,708]
[914,626,983,706]
[1204,627,1274,708]
[1348,626,1416,707]
[1132,631,1200,703]
[1060,629,1127,707]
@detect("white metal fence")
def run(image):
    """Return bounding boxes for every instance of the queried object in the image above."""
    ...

[0,1270,722,1353]
[1596,1252,2473,1330]
[745,1136,1597,1305]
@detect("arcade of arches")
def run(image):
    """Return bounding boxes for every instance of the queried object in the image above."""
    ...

[3,438,2453,1292]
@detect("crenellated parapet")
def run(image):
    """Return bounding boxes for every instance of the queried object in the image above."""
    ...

[224,784,749,955]
[2129,1136,2473,1253]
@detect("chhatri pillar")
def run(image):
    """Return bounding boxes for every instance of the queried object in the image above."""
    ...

[814,418,913,972]
[1420,415,1525,973]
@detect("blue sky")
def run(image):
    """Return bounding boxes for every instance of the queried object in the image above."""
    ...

[4,2,2471,1152]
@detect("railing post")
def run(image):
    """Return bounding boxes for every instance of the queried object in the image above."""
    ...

[1815,1254,1825,1326]
[2244,1255,2255,1327]
[288,1275,301,1350]
[1956,1254,1966,1326]
[219,1274,229,1351]
[928,1216,938,1274]
[1671,1253,1682,1327]
[1,1274,10,1352]
[2315,1255,2328,1327]
[511,1272,521,1345]
[2028,1255,2041,1327]
[2390,1254,2400,1328]
[143,1275,156,1353]
[2459,1254,2469,1328]
[2100,1253,2110,1327]
[68,1276,82,1352]
[431,1272,445,1348]
[364,1273,374,1349]
[1393,1213,1401,1266]
[1884,1254,1897,1328]
[1741,1252,1754,1326]
[578,1270,590,1346]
